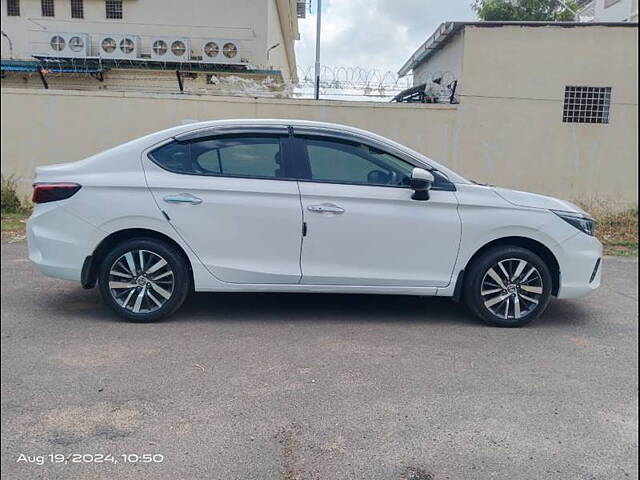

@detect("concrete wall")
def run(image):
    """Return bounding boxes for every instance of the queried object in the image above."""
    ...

[1,87,637,208]
[412,30,465,87]
[0,88,458,194]
[0,67,292,96]
[267,0,290,78]
[405,24,638,207]
[0,0,297,79]
[460,25,638,103]
[453,25,638,206]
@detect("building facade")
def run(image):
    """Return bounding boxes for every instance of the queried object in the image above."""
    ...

[577,0,638,22]
[1,0,300,94]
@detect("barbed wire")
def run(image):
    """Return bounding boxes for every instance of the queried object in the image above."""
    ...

[296,65,412,90]
[295,66,459,102]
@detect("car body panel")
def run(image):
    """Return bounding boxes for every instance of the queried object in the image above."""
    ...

[494,187,589,214]
[298,181,461,287]
[435,184,602,298]
[27,201,100,282]
[143,156,304,284]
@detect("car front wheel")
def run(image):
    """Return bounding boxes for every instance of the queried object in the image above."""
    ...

[463,246,553,327]
[98,238,190,322]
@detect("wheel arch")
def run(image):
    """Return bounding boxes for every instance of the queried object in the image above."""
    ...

[456,236,560,298]
[82,228,194,289]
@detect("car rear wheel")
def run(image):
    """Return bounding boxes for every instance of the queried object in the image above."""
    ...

[463,246,553,327]
[98,238,190,322]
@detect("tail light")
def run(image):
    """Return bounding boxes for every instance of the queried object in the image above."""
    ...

[32,183,81,204]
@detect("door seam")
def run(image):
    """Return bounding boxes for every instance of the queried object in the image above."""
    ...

[295,181,305,284]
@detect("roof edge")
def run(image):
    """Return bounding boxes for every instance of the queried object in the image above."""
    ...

[398,20,639,77]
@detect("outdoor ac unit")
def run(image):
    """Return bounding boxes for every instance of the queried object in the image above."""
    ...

[150,37,191,62]
[97,34,141,59]
[45,32,90,58]
[201,39,243,65]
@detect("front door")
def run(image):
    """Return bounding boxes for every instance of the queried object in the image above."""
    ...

[296,135,461,287]
[143,131,303,284]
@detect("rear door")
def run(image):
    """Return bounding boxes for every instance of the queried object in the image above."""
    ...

[143,127,303,284]
[295,132,461,287]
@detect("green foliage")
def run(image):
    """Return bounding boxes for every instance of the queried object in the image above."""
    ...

[472,0,579,21]
[575,200,639,257]
[1,175,30,215]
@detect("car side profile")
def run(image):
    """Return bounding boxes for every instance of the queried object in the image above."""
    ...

[27,119,602,326]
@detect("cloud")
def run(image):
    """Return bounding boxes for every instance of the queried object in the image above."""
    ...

[295,0,476,76]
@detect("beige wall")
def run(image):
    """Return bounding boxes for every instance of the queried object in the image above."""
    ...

[453,95,637,205]
[1,87,637,208]
[412,30,465,87]
[0,88,458,194]
[405,24,638,206]
[453,25,638,205]
[267,0,291,81]
[460,25,638,104]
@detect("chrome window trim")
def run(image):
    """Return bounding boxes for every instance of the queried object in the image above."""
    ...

[148,131,296,182]
[173,125,289,142]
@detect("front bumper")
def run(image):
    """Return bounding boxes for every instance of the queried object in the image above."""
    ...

[555,232,603,299]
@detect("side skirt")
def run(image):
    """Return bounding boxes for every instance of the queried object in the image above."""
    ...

[194,284,441,296]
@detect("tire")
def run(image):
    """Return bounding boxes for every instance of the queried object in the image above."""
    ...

[97,238,190,322]
[463,246,553,327]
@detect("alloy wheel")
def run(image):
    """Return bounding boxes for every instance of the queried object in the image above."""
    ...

[108,249,175,314]
[480,258,544,320]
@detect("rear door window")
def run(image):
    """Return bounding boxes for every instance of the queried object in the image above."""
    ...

[149,135,286,179]
[148,141,191,173]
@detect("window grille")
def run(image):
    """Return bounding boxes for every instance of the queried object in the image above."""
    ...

[563,86,611,124]
[41,0,54,17]
[105,0,122,19]
[71,0,83,18]
[7,0,20,16]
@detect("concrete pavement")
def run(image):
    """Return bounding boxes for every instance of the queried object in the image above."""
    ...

[1,242,637,479]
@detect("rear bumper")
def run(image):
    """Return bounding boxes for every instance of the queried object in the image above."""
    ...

[555,233,603,299]
[27,204,102,283]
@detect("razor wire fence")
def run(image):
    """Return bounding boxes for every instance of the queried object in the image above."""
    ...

[293,65,458,102]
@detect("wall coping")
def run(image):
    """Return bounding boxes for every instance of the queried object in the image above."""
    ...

[0,87,459,111]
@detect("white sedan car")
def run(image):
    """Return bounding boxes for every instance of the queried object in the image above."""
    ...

[27,119,602,326]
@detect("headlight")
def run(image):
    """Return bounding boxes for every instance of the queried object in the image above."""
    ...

[552,210,596,236]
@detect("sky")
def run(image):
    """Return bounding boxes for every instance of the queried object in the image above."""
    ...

[294,0,477,78]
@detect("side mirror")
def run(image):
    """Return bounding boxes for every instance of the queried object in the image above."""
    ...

[410,167,434,201]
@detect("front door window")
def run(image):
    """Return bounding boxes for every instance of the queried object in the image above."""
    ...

[303,137,413,186]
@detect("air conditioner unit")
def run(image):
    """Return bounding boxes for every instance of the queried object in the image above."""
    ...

[201,39,243,64]
[150,37,191,62]
[45,32,90,58]
[97,34,141,59]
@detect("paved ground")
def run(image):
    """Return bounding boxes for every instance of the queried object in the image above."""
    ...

[1,241,638,480]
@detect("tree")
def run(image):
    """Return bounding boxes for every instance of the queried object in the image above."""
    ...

[472,0,579,21]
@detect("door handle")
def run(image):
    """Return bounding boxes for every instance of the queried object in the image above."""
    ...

[162,193,203,205]
[307,203,345,214]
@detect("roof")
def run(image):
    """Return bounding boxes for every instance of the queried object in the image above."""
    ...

[398,20,639,77]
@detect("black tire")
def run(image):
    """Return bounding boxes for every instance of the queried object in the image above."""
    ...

[463,246,553,327]
[97,238,190,322]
